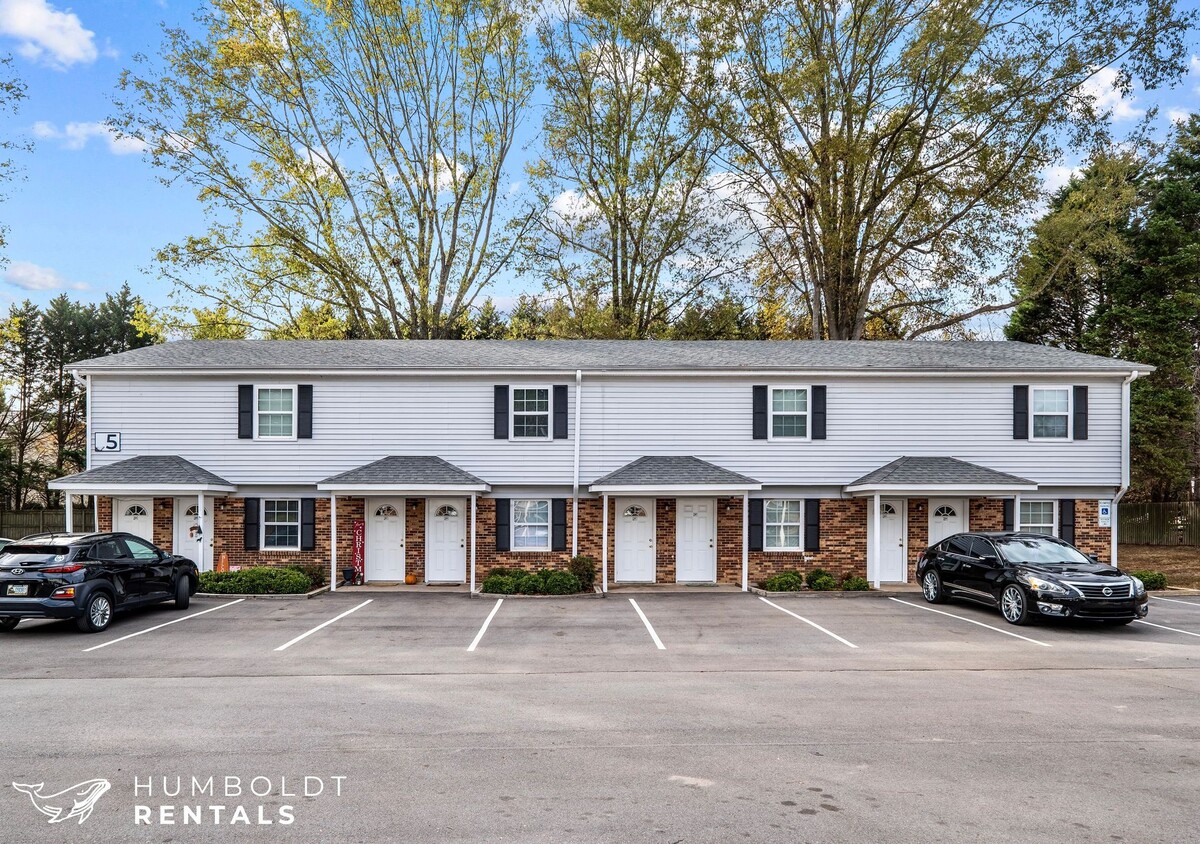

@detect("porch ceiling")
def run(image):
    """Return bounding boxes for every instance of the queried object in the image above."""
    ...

[844,456,1038,496]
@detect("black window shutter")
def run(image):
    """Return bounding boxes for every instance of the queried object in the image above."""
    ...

[300,499,316,551]
[495,499,510,551]
[1013,386,1029,440]
[1059,499,1076,544]
[494,386,509,440]
[748,499,764,552]
[243,498,260,550]
[752,385,768,439]
[811,385,827,440]
[552,499,567,551]
[238,385,253,439]
[553,385,568,439]
[1073,386,1088,440]
[1003,499,1014,532]
[298,385,313,439]
[804,500,821,552]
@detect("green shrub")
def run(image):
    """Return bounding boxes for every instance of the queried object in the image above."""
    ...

[805,568,833,589]
[286,564,327,587]
[543,570,583,595]
[1132,570,1168,591]
[515,572,546,594]
[199,567,312,595]
[841,576,871,591]
[808,574,838,591]
[761,571,805,592]
[486,566,523,579]
[569,555,597,590]
[481,574,518,594]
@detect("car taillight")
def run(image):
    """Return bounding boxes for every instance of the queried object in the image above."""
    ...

[917,551,926,565]
[50,586,76,599]
[42,564,85,574]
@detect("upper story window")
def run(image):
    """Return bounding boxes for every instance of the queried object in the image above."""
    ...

[1020,500,1056,535]
[256,386,296,440]
[1031,387,1070,440]
[512,499,550,549]
[511,387,550,439]
[764,499,803,550]
[262,499,301,549]
[770,387,809,439]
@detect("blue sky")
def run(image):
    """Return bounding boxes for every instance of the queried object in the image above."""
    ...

[0,0,1198,324]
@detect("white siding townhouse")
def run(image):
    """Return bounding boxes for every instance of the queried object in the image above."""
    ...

[49,340,1149,591]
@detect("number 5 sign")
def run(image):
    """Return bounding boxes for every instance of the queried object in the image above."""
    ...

[93,432,122,452]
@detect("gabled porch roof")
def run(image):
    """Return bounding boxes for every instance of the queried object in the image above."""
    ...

[317,455,490,495]
[589,456,761,495]
[48,455,236,495]
[844,456,1038,496]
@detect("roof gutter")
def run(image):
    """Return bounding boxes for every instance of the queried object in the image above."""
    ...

[70,367,1150,379]
[1112,369,1141,566]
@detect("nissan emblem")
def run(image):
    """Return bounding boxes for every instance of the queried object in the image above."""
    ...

[1102,586,1113,597]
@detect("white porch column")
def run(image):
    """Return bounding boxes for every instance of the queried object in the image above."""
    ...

[1014,495,1021,532]
[601,493,609,593]
[65,494,73,533]
[1110,500,1118,567]
[196,493,205,571]
[470,493,477,593]
[741,493,749,592]
[330,494,338,592]
[872,493,881,590]
[93,496,99,532]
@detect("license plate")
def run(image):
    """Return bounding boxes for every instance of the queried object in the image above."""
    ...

[6,585,28,596]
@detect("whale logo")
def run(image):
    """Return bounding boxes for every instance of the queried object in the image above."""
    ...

[11,779,111,824]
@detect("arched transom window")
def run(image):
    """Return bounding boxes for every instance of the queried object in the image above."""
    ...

[124,505,148,517]
[881,503,897,516]
[622,505,648,518]
[933,505,957,518]
[185,505,208,518]
[375,505,399,518]
[435,505,458,518]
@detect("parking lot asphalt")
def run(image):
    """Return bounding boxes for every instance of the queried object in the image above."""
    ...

[3,591,1199,843]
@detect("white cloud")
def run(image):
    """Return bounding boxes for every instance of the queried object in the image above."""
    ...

[1191,55,1200,94]
[0,0,98,69]
[1042,164,1082,194]
[3,261,87,291]
[1079,67,1142,122]
[1168,109,1190,124]
[32,120,147,155]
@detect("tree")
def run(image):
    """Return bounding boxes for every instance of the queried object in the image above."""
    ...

[0,55,28,254]
[41,296,99,503]
[187,306,253,340]
[0,302,48,509]
[116,0,534,339]
[704,0,1196,339]
[529,0,735,337]
[97,284,164,353]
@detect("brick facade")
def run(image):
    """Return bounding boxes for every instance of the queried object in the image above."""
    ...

[1071,499,1111,563]
[747,498,868,584]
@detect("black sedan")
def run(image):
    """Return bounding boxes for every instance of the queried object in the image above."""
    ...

[0,532,199,633]
[916,532,1149,625]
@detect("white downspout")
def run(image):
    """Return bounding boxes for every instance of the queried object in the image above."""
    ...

[571,369,582,557]
[1111,370,1140,566]
[330,495,338,592]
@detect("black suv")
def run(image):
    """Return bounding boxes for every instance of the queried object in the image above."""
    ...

[916,532,1149,625]
[0,533,199,633]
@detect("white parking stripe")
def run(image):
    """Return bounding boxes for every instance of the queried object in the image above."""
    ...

[1135,620,1200,638]
[275,600,373,652]
[467,598,503,652]
[759,597,858,649]
[629,599,665,650]
[1151,596,1200,608]
[83,599,245,652]
[888,598,1052,647]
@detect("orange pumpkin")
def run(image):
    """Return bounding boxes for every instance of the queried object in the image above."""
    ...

[404,574,418,585]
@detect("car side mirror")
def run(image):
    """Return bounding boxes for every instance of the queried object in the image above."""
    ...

[979,555,999,564]
[1087,554,1099,563]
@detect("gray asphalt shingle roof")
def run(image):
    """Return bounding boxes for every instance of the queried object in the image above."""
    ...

[320,455,487,488]
[50,455,234,488]
[591,456,760,488]
[69,339,1150,373]
[846,456,1036,489]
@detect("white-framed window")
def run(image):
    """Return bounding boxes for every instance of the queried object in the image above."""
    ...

[764,499,804,550]
[256,385,297,440]
[512,499,550,550]
[1020,500,1056,536]
[262,499,301,549]
[511,386,551,440]
[1031,387,1070,440]
[769,386,810,439]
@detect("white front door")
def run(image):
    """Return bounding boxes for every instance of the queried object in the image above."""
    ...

[367,498,405,582]
[676,499,716,583]
[426,498,466,583]
[928,498,968,545]
[615,498,656,582]
[868,498,907,583]
[173,499,214,571]
[115,498,154,543]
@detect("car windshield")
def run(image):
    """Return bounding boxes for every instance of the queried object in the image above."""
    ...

[993,536,1092,565]
[0,545,74,565]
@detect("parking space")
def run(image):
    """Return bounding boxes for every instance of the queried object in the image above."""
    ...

[2,590,1197,680]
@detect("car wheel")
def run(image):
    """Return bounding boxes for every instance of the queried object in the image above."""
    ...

[174,576,191,610]
[76,593,113,633]
[0,617,18,631]
[921,570,948,604]
[999,585,1030,626]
